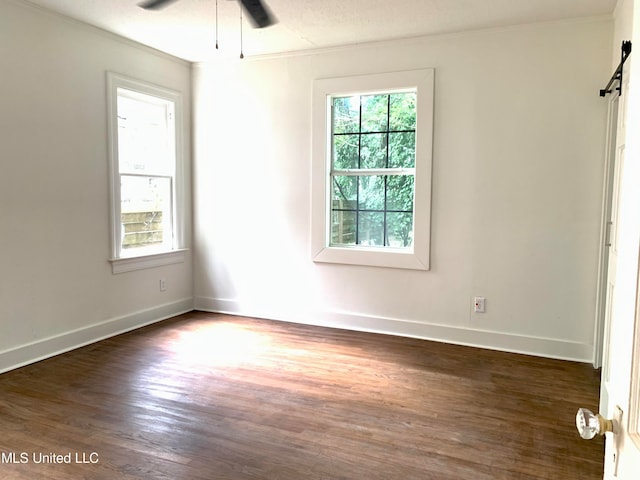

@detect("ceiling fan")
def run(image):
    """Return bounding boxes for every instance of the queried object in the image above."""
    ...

[138,0,275,28]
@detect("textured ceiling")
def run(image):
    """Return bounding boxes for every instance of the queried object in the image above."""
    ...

[23,0,616,61]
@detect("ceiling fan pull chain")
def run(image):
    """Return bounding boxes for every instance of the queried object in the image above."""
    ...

[215,0,219,49]
[239,4,244,59]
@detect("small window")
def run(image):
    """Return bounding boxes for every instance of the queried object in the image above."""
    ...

[312,69,434,270]
[107,73,186,273]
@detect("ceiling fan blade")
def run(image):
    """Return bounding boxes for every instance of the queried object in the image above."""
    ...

[138,0,179,10]
[239,0,275,28]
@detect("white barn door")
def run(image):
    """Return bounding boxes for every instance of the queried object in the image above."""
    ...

[601,48,640,478]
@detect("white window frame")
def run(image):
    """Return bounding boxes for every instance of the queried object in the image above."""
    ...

[311,69,434,270]
[107,72,187,274]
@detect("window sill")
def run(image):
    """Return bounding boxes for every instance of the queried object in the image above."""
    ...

[312,245,429,270]
[109,249,188,274]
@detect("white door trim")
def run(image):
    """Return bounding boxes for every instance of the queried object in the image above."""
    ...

[594,93,621,369]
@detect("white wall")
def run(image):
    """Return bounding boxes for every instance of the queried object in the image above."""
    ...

[193,17,613,362]
[0,0,193,372]
[613,0,634,61]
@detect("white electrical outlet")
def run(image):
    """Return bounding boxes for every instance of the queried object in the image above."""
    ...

[474,296,486,313]
[159,279,167,292]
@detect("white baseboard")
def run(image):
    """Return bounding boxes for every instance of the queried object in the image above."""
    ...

[195,296,593,363]
[0,298,194,374]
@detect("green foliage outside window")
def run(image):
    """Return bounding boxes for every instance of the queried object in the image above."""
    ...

[331,92,416,248]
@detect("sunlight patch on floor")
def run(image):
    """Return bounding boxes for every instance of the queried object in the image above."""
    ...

[168,322,273,367]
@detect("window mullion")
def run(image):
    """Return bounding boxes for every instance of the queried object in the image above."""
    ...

[332,168,415,176]
[356,95,363,245]
[384,95,391,246]
[120,173,172,180]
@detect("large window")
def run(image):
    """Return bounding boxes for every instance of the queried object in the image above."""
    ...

[312,69,434,270]
[331,92,416,248]
[107,73,186,273]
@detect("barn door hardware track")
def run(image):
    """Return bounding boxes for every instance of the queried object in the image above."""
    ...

[600,41,632,97]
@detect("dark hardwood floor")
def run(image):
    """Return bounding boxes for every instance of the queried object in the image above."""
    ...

[0,311,604,479]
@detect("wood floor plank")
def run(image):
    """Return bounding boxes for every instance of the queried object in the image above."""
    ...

[0,311,604,479]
